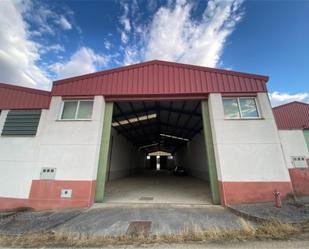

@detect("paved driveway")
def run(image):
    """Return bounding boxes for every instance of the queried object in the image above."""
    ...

[0,204,244,236]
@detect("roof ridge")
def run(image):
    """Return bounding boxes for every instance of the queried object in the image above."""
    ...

[53,60,269,86]
[0,82,51,96]
[273,101,309,109]
[152,60,269,81]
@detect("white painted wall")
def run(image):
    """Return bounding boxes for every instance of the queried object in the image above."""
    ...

[108,129,142,180]
[208,93,291,182]
[176,132,209,181]
[36,96,105,181]
[279,130,309,168]
[108,129,133,180]
[0,96,105,198]
[0,110,41,198]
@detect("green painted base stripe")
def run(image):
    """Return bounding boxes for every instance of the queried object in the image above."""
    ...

[201,100,221,205]
[95,102,113,202]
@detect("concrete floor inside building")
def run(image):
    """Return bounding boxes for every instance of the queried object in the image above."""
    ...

[104,170,212,204]
[101,100,213,205]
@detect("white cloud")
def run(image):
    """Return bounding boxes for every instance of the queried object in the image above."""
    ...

[0,1,108,89]
[144,0,244,67]
[21,1,74,36]
[104,40,112,50]
[269,91,309,107]
[120,4,131,32]
[119,3,134,45]
[118,0,244,67]
[57,16,72,30]
[123,46,141,65]
[50,47,109,79]
[0,0,50,88]
[40,44,65,54]
[121,32,128,44]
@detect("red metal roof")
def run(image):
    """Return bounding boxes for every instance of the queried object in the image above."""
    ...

[52,60,269,98]
[0,83,51,110]
[273,101,309,129]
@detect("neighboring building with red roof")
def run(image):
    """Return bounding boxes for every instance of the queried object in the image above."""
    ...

[273,101,309,196]
[0,60,306,210]
[273,101,309,130]
[0,83,51,110]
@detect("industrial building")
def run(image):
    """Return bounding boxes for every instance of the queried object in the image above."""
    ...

[273,101,309,195]
[0,60,308,210]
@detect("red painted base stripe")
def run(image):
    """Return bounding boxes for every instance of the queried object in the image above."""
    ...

[289,166,309,196]
[219,181,294,206]
[0,197,30,211]
[0,198,91,211]
[0,180,96,211]
[29,180,96,201]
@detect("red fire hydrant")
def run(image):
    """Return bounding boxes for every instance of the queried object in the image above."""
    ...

[273,190,282,208]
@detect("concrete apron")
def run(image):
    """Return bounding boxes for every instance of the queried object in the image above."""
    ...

[0,203,244,236]
[57,203,245,236]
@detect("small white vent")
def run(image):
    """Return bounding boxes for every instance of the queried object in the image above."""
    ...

[40,167,56,180]
[291,156,307,168]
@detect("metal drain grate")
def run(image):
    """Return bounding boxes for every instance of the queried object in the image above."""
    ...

[139,196,154,201]
[127,221,152,236]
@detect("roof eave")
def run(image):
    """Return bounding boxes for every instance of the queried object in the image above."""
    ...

[0,82,51,96]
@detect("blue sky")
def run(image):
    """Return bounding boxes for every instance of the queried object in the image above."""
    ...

[0,0,308,106]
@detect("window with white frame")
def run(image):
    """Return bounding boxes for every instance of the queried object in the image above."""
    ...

[60,100,94,120]
[222,97,260,119]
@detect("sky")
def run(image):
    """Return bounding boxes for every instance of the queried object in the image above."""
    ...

[0,0,308,106]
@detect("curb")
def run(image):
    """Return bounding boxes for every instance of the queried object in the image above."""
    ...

[226,206,269,223]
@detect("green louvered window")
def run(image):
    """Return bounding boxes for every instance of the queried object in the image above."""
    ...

[1,110,42,136]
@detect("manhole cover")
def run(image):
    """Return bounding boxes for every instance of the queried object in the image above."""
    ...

[127,221,152,236]
[139,196,154,201]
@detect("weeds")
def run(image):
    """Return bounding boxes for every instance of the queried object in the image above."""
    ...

[0,219,302,247]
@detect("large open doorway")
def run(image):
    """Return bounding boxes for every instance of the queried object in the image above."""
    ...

[96,100,219,205]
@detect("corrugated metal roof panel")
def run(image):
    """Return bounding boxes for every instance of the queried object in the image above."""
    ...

[273,102,309,129]
[0,83,51,110]
[52,60,268,97]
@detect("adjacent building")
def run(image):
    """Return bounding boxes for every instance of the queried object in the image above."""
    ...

[273,101,309,195]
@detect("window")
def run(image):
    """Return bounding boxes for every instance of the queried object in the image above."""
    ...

[223,97,260,119]
[1,110,41,136]
[60,100,94,120]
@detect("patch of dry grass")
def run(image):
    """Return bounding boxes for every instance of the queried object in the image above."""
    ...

[0,219,302,247]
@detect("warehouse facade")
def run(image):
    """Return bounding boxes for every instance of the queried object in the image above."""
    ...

[0,60,306,210]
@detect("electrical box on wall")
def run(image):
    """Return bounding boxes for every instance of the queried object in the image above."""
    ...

[61,189,72,198]
[291,156,307,168]
[40,167,56,180]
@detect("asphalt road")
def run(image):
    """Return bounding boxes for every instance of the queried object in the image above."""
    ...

[1,239,309,249]
[123,240,309,248]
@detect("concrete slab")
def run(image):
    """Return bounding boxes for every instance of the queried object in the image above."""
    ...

[229,201,309,224]
[56,204,245,236]
[104,171,212,204]
[0,208,83,235]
